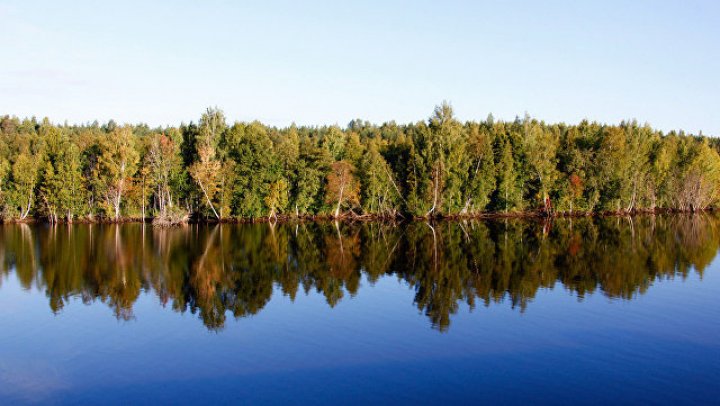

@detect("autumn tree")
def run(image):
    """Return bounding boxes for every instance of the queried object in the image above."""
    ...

[326,160,360,218]
[189,108,226,220]
[98,126,139,220]
[10,153,40,220]
[189,144,222,219]
[265,179,289,219]
[1,105,720,222]
[146,132,184,220]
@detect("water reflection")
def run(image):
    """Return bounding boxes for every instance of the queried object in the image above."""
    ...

[1,215,716,331]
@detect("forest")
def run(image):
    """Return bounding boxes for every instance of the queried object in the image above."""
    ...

[1,103,719,223]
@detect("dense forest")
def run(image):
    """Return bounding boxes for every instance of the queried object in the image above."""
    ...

[1,215,715,331]
[1,103,719,223]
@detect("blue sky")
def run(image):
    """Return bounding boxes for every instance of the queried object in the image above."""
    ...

[1,0,718,134]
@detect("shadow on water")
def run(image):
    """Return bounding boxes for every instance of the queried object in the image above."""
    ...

[0,214,717,332]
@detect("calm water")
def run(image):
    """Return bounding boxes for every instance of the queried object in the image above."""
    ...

[1,216,719,404]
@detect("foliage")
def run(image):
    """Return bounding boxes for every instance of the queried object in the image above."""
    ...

[1,104,719,222]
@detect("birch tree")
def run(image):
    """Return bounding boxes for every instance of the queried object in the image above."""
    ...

[98,126,139,220]
[326,160,359,218]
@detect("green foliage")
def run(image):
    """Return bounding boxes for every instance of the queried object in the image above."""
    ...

[1,104,719,222]
[462,123,496,213]
[359,142,402,215]
[495,137,523,212]
[40,139,85,222]
[522,119,559,208]
[224,122,279,218]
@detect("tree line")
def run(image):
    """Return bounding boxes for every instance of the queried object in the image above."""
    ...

[1,103,719,223]
[1,215,715,331]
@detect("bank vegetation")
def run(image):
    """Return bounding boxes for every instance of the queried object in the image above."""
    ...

[1,103,719,224]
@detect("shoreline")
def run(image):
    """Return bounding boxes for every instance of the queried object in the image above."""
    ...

[1,208,714,226]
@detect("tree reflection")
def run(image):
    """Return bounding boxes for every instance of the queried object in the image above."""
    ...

[0,214,717,331]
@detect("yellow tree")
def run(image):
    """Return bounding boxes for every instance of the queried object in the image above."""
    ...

[146,133,183,219]
[265,179,289,219]
[189,145,221,220]
[99,127,139,220]
[12,153,40,219]
[325,160,360,218]
[189,107,227,220]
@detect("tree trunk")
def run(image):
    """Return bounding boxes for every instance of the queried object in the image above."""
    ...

[460,197,471,215]
[198,181,220,220]
[142,183,146,221]
[20,196,32,220]
[425,166,439,217]
[114,197,121,221]
[334,184,344,218]
[114,181,124,221]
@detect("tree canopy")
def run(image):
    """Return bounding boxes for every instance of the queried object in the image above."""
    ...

[1,104,719,222]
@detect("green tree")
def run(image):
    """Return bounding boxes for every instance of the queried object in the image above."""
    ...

[522,119,559,212]
[462,123,496,214]
[359,142,402,216]
[10,153,40,220]
[495,137,523,212]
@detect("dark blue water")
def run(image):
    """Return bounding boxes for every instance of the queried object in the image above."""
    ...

[0,217,718,404]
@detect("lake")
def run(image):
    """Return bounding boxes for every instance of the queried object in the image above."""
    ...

[1,215,719,404]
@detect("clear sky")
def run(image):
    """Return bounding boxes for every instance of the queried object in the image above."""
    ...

[1,0,718,134]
